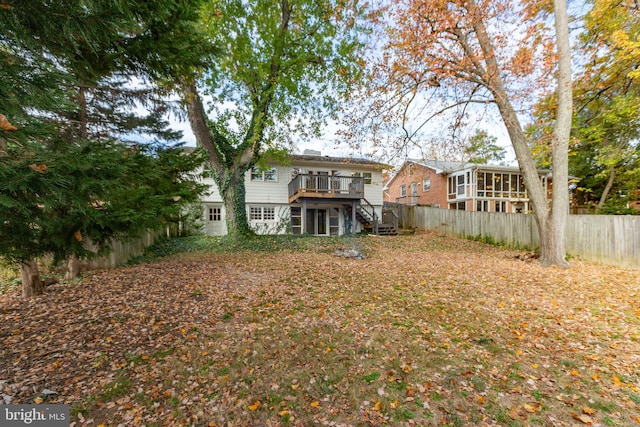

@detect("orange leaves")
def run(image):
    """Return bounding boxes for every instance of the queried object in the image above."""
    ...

[248,401,260,411]
[571,412,595,425]
[28,163,47,173]
[0,114,17,131]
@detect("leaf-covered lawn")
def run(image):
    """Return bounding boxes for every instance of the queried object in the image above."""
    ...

[1,231,639,426]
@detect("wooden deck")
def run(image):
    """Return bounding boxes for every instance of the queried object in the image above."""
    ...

[288,174,364,203]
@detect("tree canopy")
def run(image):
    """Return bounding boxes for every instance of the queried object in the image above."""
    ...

[184,0,367,237]
[531,0,640,213]
[341,0,573,266]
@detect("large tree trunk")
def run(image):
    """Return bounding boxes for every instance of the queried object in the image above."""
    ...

[183,82,257,238]
[469,0,571,267]
[542,0,572,267]
[64,254,81,281]
[20,258,44,298]
[219,168,254,238]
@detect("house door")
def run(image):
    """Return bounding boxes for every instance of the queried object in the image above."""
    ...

[205,205,225,235]
[305,208,328,235]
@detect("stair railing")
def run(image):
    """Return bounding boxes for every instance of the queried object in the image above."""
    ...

[359,199,379,234]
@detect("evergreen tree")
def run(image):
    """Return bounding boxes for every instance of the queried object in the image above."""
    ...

[0,0,213,296]
[463,130,507,165]
[0,140,208,297]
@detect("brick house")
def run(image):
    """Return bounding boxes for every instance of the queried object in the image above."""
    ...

[384,159,551,213]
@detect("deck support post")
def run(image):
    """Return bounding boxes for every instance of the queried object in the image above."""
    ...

[352,200,357,235]
[302,199,307,234]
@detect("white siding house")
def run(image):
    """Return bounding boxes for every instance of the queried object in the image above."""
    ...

[201,150,391,236]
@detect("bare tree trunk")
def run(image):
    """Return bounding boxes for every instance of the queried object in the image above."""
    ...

[20,259,44,298]
[596,165,616,211]
[541,0,572,267]
[465,0,571,266]
[64,254,81,280]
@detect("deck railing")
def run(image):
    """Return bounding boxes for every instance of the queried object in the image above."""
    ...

[288,174,365,201]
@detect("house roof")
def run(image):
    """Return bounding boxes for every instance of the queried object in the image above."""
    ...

[410,159,475,174]
[290,153,391,169]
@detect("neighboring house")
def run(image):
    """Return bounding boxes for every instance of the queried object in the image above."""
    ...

[384,159,551,213]
[201,149,394,236]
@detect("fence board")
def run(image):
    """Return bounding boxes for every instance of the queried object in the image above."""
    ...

[82,229,163,270]
[404,206,639,268]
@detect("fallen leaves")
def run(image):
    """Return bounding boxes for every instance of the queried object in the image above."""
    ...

[1,231,639,426]
[0,113,17,131]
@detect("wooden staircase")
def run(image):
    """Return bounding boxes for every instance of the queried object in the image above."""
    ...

[343,199,397,236]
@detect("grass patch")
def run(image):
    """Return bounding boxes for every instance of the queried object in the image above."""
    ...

[127,234,355,264]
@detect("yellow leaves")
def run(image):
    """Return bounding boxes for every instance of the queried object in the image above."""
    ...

[570,369,580,376]
[33,396,43,404]
[374,401,382,411]
[309,401,320,407]
[248,401,260,411]
[523,403,539,413]
[389,400,399,409]
[476,395,486,404]
[582,407,596,415]
[74,230,83,242]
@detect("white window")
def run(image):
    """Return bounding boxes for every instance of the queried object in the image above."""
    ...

[250,206,262,220]
[249,206,276,221]
[250,167,277,182]
[411,182,418,196]
[457,174,465,196]
[263,207,275,220]
[400,185,406,197]
[351,172,372,184]
[423,178,431,191]
[208,207,221,221]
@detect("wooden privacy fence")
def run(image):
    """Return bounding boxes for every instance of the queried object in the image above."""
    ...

[82,229,163,270]
[398,205,640,269]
